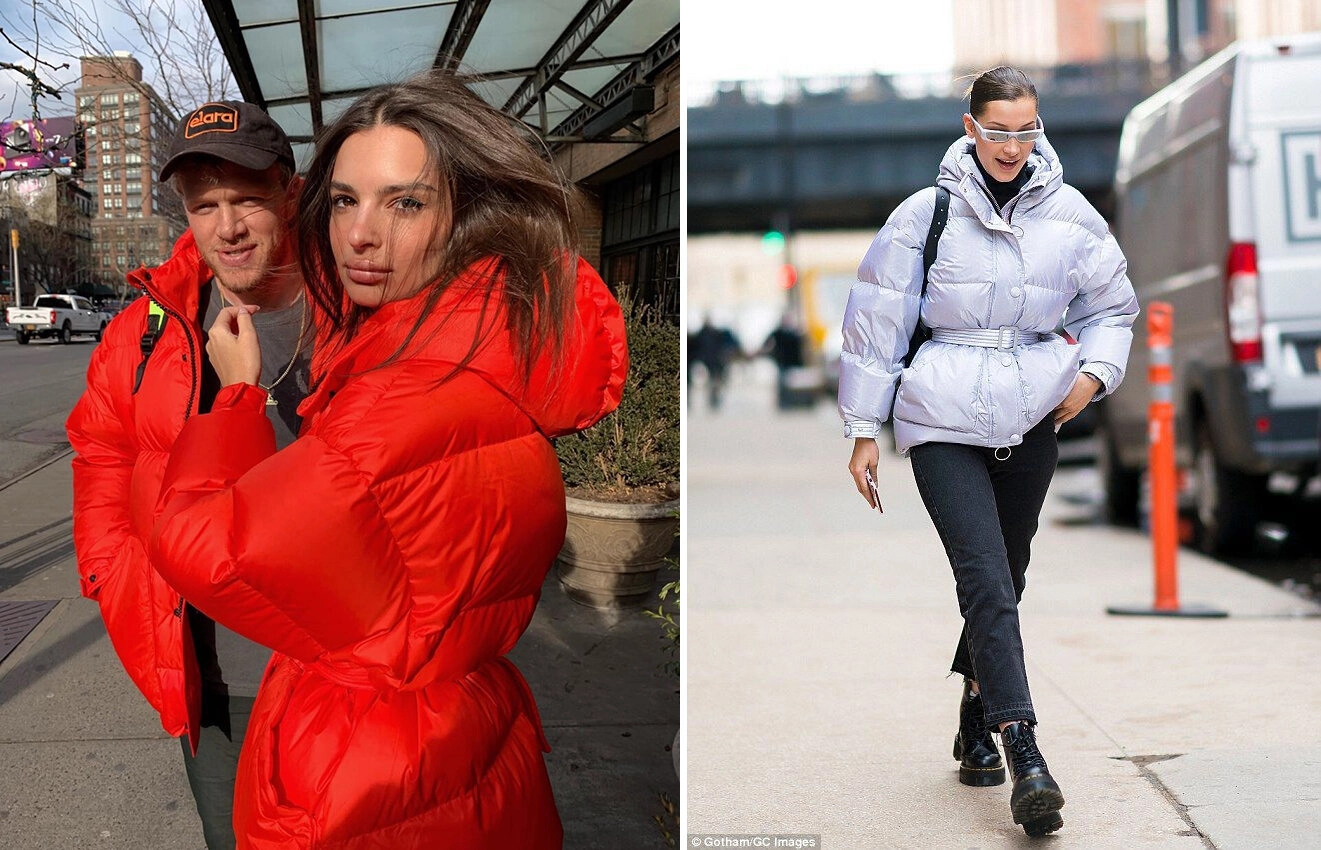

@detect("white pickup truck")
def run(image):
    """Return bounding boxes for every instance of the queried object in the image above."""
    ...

[6,293,112,345]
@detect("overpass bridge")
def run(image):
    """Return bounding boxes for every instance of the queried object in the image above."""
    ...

[687,65,1163,234]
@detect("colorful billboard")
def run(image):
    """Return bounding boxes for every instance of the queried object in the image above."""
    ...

[0,117,79,173]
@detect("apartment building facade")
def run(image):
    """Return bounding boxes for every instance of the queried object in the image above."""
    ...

[75,52,182,294]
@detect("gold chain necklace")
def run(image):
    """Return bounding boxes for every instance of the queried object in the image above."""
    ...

[214,280,310,407]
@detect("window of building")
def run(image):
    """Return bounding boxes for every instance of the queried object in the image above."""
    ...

[117,255,126,266]
[100,140,112,151]
[100,93,118,105]
[599,151,680,316]
[127,198,142,212]
[104,107,120,121]
[107,155,120,165]
[124,122,140,135]
[125,167,140,180]
[113,197,122,209]
[79,95,95,108]
[123,91,139,105]
[126,182,141,194]
[125,153,140,165]
[103,198,113,209]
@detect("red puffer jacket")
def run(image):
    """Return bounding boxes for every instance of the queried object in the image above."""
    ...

[148,258,628,848]
[66,230,217,751]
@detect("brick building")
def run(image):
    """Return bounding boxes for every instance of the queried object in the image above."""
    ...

[75,52,183,293]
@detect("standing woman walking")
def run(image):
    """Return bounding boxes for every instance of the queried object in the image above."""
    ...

[838,66,1139,836]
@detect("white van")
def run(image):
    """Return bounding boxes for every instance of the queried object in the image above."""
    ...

[1100,33,1321,554]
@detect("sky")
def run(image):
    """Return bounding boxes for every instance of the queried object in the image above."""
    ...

[684,0,955,104]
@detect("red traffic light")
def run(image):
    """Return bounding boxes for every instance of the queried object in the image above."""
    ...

[778,263,798,289]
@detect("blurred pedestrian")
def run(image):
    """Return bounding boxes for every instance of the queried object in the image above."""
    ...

[760,311,807,408]
[690,315,739,409]
[838,66,1139,836]
[146,72,627,848]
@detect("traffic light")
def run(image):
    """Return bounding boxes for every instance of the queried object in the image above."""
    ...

[761,230,785,255]
[778,263,798,290]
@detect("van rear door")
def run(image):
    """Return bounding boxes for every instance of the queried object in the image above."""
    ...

[1243,48,1321,410]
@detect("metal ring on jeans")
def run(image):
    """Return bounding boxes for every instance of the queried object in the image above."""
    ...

[994,446,1012,461]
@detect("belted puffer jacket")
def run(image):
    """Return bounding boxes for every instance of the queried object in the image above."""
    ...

[839,135,1140,454]
[147,258,627,848]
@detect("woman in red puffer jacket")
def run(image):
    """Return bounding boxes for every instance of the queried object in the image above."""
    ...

[148,71,628,848]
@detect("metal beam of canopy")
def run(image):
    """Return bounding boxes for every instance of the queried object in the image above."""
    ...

[434,0,490,71]
[296,0,323,133]
[501,0,633,130]
[549,25,677,142]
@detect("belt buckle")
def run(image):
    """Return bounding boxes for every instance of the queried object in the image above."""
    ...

[996,325,1017,350]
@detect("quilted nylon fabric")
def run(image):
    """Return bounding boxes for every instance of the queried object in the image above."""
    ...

[148,258,627,848]
[66,229,217,750]
[839,135,1140,454]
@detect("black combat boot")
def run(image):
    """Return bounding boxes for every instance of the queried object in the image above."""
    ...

[1000,721,1065,836]
[951,680,1005,786]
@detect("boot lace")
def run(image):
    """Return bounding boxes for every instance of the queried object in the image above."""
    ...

[960,692,989,742]
[1005,723,1048,774]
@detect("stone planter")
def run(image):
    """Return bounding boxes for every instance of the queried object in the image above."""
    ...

[556,496,679,609]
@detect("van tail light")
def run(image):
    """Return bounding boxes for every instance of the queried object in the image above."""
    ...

[49,310,57,325]
[1225,241,1262,363]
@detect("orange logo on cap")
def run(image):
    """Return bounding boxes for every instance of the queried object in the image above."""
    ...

[183,104,238,139]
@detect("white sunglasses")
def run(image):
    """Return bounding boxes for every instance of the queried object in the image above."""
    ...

[968,114,1045,144]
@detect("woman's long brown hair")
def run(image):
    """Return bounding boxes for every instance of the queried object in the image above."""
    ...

[297,70,581,379]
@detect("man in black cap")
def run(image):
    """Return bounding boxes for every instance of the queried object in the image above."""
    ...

[67,101,312,850]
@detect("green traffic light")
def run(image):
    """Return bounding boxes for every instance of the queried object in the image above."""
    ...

[761,230,785,254]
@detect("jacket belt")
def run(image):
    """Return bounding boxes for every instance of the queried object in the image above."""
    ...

[930,326,1047,350]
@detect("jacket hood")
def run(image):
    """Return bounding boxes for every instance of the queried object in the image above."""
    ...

[936,133,1064,223]
[303,257,627,439]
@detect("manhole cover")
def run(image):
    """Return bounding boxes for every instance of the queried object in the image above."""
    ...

[13,429,69,446]
[0,600,57,664]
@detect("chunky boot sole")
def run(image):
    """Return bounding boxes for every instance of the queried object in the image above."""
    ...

[1022,811,1064,837]
[953,734,1007,786]
[1011,782,1065,836]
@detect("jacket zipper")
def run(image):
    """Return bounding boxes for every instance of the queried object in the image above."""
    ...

[142,269,202,622]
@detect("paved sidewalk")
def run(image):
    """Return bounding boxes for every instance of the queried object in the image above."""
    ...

[0,457,678,849]
[687,371,1321,849]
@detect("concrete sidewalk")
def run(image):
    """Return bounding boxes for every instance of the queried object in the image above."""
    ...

[0,457,678,849]
[687,371,1321,849]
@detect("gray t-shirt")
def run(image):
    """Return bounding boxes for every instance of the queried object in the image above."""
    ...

[199,280,314,697]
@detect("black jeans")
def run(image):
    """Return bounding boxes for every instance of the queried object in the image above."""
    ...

[180,694,255,850]
[909,418,1058,727]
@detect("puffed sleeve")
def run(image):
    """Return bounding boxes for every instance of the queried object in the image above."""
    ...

[837,189,932,435]
[1064,230,1140,396]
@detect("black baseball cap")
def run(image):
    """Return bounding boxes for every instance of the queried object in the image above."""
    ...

[158,101,295,182]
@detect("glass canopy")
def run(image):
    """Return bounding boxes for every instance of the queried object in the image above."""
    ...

[201,0,678,165]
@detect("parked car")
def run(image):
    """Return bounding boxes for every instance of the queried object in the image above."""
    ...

[1098,33,1321,554]
[5,293,112,344]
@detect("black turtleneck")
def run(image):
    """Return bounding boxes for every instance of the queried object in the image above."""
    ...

[974,154,1034,213]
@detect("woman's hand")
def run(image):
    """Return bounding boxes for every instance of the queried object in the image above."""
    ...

[848,437,881,509]
[207,305,263,388]
[1052,372,1101,427]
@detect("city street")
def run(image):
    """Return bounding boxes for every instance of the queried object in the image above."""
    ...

[0,329,97,485]
[686,368,1321,849]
